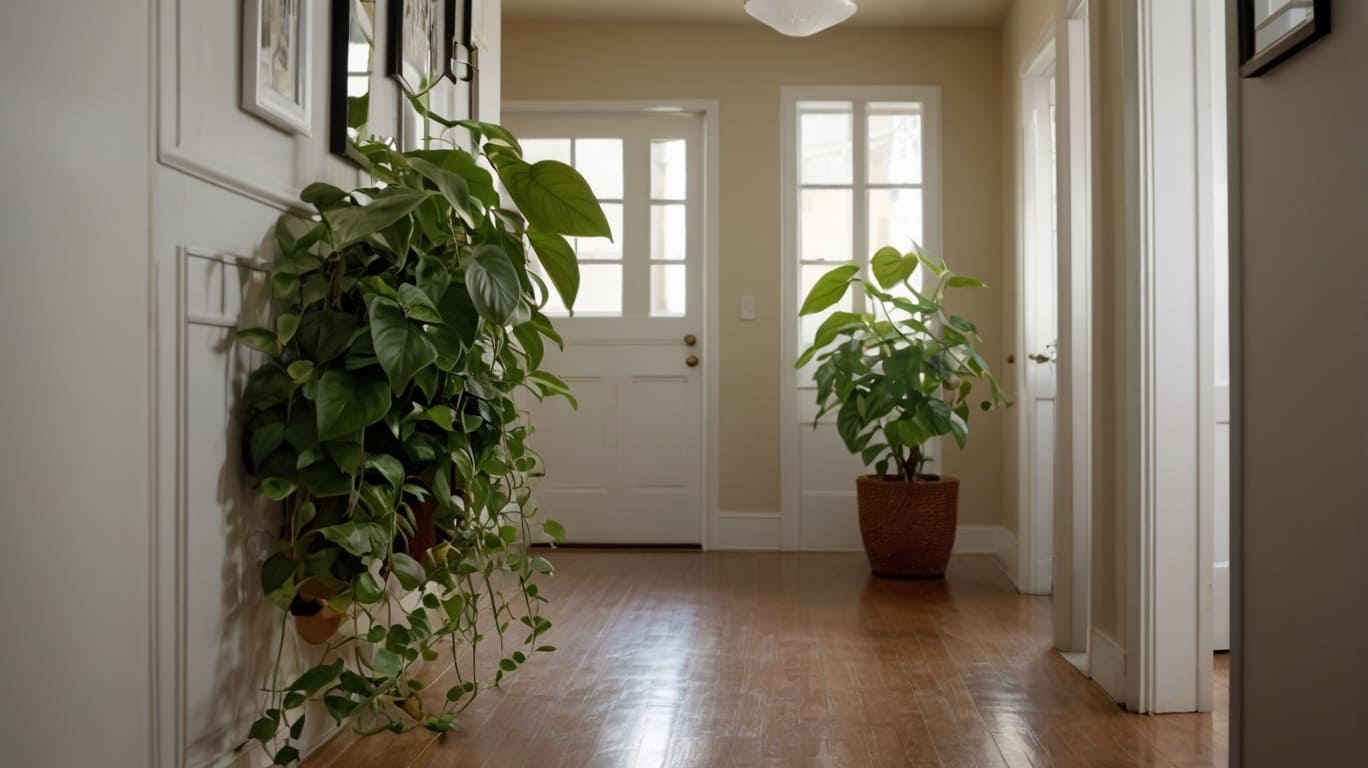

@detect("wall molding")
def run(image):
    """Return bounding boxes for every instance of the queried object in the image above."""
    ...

[1090,628,1127,704]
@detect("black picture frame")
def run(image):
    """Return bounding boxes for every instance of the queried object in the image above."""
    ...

[442,0,474,84]
[329,0,375,164]
[388,0,439,96]
[1239,0,1332,78]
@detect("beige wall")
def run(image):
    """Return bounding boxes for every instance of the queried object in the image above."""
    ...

[1235,0,1368,762]
[504,20,1008,526]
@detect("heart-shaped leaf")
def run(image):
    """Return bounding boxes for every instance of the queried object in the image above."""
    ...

[315,369,390,441]
[465,244,521,325]
[369,296,438,394]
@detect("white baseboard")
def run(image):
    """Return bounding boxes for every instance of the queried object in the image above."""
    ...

[951,525,1001,554]
[1090,629,1127,704]
[996,527,1020,589]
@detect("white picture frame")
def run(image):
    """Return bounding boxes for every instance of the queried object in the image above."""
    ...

[242,0,313,135]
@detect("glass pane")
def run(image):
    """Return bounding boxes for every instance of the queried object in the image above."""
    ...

[574,263,623,316]
[799,105,852,185]
[650,264,686,317]
[651,203,687,261]
[867,187,924,254]
[574,138,623,199]
[800,189,852,263]
[576,203,622,260]
[867,106,923,185]
[520,138,571,165]
[651,139,688,200]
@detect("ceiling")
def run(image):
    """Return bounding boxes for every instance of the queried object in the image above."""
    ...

[502,0,1012,28]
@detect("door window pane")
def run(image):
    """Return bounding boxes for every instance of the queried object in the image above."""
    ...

[521,138,571,165]
[650,264,686,317]
[799,104,853,185]
[867,105,922,185]
[651,203,686,261]
[576,203,623,260]
[800,189,853,263]
[574,138,623,199]
[867,187,923,254]
[651,140,688,200]
[574,264,623,316]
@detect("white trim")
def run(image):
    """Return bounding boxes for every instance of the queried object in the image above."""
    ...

[502,99,722,550]
[1090,628,1127,703]
[1121,0,1212,714]
[996,526,1021,590]
[1015,36,1057,597]
[953,525,1002,554]
[240,0,313,137]
[779,84,944,553]
[1052,0,1095,654]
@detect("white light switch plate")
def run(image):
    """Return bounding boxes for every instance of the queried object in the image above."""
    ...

[739,295,757,321]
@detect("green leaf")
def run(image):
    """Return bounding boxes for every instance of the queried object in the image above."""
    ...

[301,182,349,208]
[949,411,969,449]
[465,244,521,325]
[295,311,359,365]
[272,272,300,300]
[323,189,431,247]
[870,246,916,290]
[249,715,278,743]
[526,228,580,310]
[315,370,390,441]
[286,360,314,383]
[273,746,300,766]
[261,553,294,594]
[353,571,384,604]
[542,519,566,542]
[324,694,358,724]
[529,556,553,575]
[366,453,405,491]
[799,264,859,316]
[260,478,296,501]
[947,275,986,289]
[369,296,438,395]
[494,158,612,238]
[397,284,444,323]
[416,255,451,305]
[236,327,278,354]
[288,659,343,695]
[527,370,577,408]
[275,313,300,344]
[372,648,402,678]
[915,246,947,276]
[408,157,475,228]
[390,552,427,591]
[927,398,955,436]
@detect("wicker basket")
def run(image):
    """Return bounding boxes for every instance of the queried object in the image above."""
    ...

[855,474,960,578]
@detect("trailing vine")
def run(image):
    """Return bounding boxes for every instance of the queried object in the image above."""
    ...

[235,121,606,764]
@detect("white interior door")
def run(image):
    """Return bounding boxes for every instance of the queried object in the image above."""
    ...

[1020,55,1058,595]
[504,110,706,545]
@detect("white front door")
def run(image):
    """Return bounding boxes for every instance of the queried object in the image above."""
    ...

[504,110,706,545]
[1020,54,1058,595]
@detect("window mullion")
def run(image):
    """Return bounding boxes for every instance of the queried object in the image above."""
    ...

[853,100,868,316]
[623,135,650,317]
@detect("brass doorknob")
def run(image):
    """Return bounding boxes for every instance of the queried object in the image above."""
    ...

[686,355,699,367]
[684,334,697,347]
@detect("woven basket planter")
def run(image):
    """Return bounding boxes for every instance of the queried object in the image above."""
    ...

[855,474,960,578]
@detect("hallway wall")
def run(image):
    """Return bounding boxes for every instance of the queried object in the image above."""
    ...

[1233,0,1368,762]
[503,19,1008,541]
[0,3,154,766]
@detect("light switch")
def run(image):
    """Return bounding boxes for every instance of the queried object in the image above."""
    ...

[739,295,757,321]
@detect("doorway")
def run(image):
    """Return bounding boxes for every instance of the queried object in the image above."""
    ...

[502,106,713,545]
[1017,40,1058,596]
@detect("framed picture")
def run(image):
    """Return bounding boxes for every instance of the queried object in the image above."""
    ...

[1239,0,1332,78]
[329,0,377,163]
[442,0,474,83]
[241,0,312,135]
[388,0,440,96]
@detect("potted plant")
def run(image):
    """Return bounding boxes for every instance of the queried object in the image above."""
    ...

[234,120,604,765]
[796,245,1009,577]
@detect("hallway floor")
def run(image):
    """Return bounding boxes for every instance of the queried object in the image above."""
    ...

[307,551,1228,767]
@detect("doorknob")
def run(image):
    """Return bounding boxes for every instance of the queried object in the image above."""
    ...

[1028,353,1052,364]
[686,355,699,367]
[684,334,697,347]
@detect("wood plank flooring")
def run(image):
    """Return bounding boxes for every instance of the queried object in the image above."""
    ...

[306,551,1228,767]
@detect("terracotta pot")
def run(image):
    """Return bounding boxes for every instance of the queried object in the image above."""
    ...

[855,475,960,578]
[405,497,438,560]
[293,601,343,644]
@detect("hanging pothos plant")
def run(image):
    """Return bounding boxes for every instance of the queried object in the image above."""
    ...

[234,121,606,765]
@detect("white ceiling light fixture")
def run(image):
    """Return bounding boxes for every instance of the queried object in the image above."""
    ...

[744,0,858,37]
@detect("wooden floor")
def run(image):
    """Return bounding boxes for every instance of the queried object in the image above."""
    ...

[307,551,1228,767]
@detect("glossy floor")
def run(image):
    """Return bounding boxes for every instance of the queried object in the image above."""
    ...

[307,551,1229,767]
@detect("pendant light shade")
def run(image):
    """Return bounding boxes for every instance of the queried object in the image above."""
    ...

[744,0,858,37]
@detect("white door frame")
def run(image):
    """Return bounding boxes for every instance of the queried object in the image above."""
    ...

[502,99,722,549]
[1052,0,1094,654]
[1120,0,1215,713]
[1016,36,1057,596]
